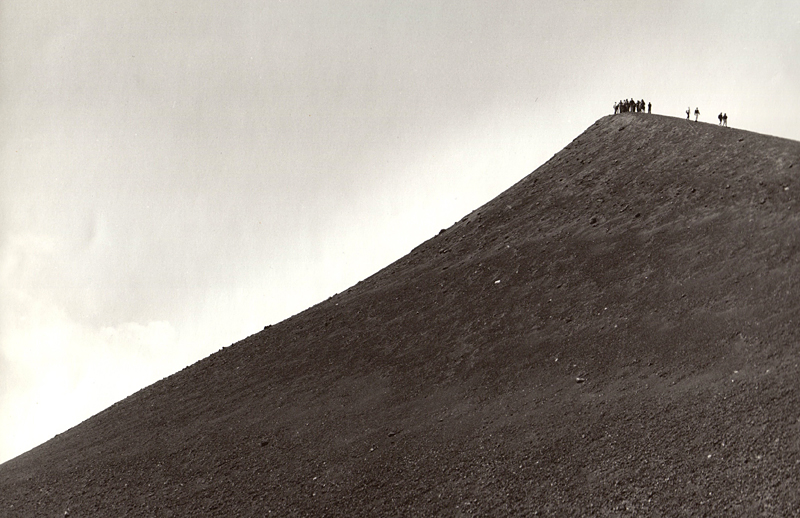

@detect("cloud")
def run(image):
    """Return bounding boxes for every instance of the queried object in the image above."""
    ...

[0,281,186,463]
[0,232,197,462]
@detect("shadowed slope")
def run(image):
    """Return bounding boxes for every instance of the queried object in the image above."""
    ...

[3,114,800,516]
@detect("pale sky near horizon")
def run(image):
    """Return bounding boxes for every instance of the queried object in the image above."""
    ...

[1,1,799,463]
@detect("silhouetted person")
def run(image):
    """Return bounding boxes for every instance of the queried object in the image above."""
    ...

[718,113,723,125]
[647,102,651,114]
[723,113,728,127]
[694,107,700,122]
[614,102,619,114]
[686,107,690,119]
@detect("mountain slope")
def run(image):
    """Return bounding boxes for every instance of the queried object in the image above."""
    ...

[3,113,800,516]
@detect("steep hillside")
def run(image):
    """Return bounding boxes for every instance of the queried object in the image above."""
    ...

[3,114,800,516]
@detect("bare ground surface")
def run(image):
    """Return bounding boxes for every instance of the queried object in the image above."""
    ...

[3,114,800,516]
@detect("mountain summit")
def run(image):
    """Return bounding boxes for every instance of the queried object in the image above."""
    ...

[3,114,800,516]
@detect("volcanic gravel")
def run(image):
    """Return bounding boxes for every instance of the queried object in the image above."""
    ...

[3,114,800,516]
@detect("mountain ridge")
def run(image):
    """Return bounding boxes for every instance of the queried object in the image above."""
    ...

[3,113,800,516]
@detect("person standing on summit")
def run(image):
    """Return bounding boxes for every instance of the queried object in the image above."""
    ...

[686,107,691,119]
[694,107,700,121]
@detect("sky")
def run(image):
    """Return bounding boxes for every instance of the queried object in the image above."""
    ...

[1,1,799,464]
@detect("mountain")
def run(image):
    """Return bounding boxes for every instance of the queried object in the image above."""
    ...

[3,113,800,516]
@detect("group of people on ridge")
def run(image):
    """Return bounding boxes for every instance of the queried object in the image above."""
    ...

[614,99,650,114]
[686,107,729,126]
[613,98,729,127]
